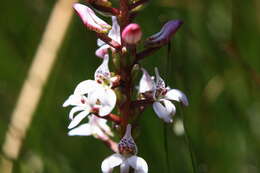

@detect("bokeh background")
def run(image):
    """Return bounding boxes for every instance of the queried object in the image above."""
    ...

[1,0,260,172]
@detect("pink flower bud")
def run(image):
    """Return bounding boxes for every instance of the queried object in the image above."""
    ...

[122,23,142,44]
[73,3,111,33]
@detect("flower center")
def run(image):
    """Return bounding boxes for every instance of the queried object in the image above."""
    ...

[96,74,111,87]
[155,87,168,99]
[118,137,137,157]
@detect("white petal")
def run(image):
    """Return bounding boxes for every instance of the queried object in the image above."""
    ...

[89,87,116,116]
[88,6,111,29]
[87,86,102,106]
[63,96,72,107]
[87,115,110,139]
[86,85,102,106]
[154,67,166,89]
[109,16,121,44]
[68,123,92,136]
[73,3,111,33]
[92,126,109,140]
[63,94,82,107]
[139,68,155,93]
[68,110,89,129]
[73,3,104,31]
[94,116,114,136]
[97,38,105,47]
[95,44,110,58]
[98,104,114,117]
[165,89,189,106]
[152,101,173,123]
[98,89,116,116]
[127,156,148,173]
[94,55,110,81]
[74,80,100,95]
[120,162,130,173]
[101,153,124,173]
[68,106,84,120]
[162,99,176,115]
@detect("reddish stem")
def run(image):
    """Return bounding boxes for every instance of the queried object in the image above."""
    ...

[117,0,134,134]
[119,66,133,131]
[131,99,154,108]
[119,0,130,30]
[97,33,122,51]
[96,113,122,124]
[106,113,122,124]
[90,3,120,16]
[132,47,160,66]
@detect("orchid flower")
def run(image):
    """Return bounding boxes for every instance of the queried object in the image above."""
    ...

[139,68,188,123]
[73,3,111,33]
[101,124,148,173]
[63,56,117,129]
[68,114,113,140]
[96,16,121,58]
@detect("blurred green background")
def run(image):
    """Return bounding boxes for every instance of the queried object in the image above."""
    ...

[1,0,260,172]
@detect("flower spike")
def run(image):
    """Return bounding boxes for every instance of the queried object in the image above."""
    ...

[73,3,111,33]
[64,1,189,172]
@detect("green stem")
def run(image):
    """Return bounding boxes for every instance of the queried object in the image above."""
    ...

[163,124,170,172]
[180,107,199,173]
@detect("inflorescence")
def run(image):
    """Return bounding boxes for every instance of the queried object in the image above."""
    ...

[63,0,188,172]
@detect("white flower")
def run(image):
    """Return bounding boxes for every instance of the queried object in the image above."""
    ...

[101,124,148,173]
[73,3,111,33]
[96,16,121,58]
[68,114,113,139]
[63,56,117,129]
[139,67,188,123]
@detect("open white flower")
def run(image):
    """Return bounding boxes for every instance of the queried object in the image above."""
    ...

[96,16,121,58]
[139,67,188,123]
[68,114,113,139]
[101,124,148,173]
[63,56,117,129]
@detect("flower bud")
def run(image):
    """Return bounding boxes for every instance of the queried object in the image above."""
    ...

[122,23,142,44]
[73,3,111,33]
[145,20,183,47]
